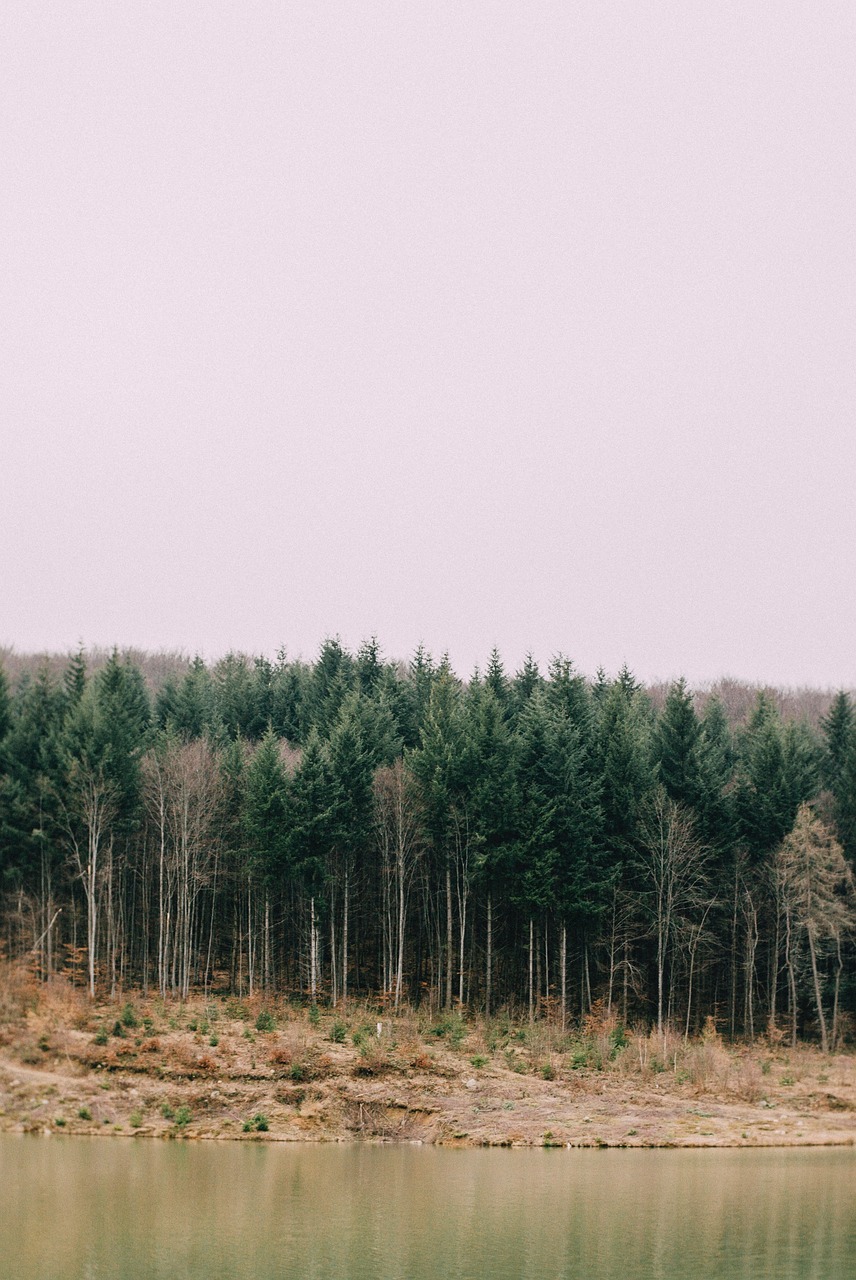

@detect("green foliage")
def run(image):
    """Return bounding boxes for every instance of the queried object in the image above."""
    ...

[329,1019,347,1043]
[93,1026,109,1046]
[160,1103,175,1120]
[255,1010,276,1032]
[78,1106,92,1120]
[243,1113,269,1132]
[308,1004,320,1027]
[120,1003,138,1028]
[129,1110,143,1128]
[174,1105,191,1127]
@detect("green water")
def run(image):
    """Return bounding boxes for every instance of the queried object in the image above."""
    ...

[1,1137,854,1279]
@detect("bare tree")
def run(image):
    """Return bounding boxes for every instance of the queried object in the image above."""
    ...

[143,738,225,999]
[774,804,855,1052]
[60,760,119,998]
[637,788,711,1036]
[374,760,423,1009]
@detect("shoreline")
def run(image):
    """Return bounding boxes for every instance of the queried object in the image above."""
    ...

[2,982,855,1151]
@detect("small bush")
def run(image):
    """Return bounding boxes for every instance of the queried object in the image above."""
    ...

[160,1103,175,1120]
[111,1021,125,1038]
[78,1106,92,1121]
[120,1003,138,1029]
[174,1105,191,1127]
[129,1110,143,1128]
[308,1004,320,1027]
[243,1113,269,1133]
[209,1034,219,1047]
[329,1020,347,1044]
[470,1055,487,1069]
[94,1026,109,1046]
[54,1116,66,1127]
[256,1010,276,1032]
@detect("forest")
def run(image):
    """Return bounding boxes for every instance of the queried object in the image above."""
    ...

[1,641,855,1050]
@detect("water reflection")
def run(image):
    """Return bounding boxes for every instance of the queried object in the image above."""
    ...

[2,1137,854,1279]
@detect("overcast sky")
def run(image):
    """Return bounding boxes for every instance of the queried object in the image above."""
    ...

[3,3,855,686]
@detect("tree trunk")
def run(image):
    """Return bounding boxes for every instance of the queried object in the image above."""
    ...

[485,892,492,1019]
[560,922,567,1032]
[528,918,534,1023]
[806,924,829,1053]
[445,863,453,1009]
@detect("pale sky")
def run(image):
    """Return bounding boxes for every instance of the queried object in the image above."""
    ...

[3,3,856,686]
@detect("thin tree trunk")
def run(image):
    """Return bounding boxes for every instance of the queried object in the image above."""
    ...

[560,922,567,1032]
[528,918,534,1023]
[309,896,317,1003]
[485,892,492,1019]
[343,871,349,1004]
[445,863,453,1009]
[806,925,829,1053]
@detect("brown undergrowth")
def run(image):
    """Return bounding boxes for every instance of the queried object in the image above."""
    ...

[1,966,854,1149]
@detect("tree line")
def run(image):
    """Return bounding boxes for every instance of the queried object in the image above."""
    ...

[1,641,855,1046]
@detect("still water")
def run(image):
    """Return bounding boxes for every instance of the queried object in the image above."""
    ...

[1,1136,854,1279]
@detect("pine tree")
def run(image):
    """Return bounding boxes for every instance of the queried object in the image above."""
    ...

[820,692,853,794]
[654,678,703,811]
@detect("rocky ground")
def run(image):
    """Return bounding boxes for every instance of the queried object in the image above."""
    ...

[1,973,854,1148]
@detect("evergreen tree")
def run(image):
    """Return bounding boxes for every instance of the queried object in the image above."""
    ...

[821,691,854,795]
[242,729,290,889]
[654,678,703,811]
[511,652,543,717]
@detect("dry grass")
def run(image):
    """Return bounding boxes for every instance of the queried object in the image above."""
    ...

[1,967,855,1147]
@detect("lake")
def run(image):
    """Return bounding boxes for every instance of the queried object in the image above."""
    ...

[1,1137,854,1278]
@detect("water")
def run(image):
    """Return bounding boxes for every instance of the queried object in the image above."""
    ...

[1,1136,854,1279]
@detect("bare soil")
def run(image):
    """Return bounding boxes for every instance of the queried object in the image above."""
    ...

[2,975,854,1149]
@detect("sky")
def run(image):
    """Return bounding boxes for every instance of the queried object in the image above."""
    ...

[3,3,856,687]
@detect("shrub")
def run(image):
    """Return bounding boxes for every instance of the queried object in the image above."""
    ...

[111,1021,125,1038]
[129,1110,143,1128]
[308,1004,320,1027]
[243,1113,269,1133]
[209,1034,219,1047]
[160,1103,175,1120]
[120,1003,138,1029]
[174,1105,191,1127]
[329,1019,347,1044]
[256,1010,276,1032]
[78,1106,92,1121]
[470,1055,487,1069]
[94,1026,109,1046]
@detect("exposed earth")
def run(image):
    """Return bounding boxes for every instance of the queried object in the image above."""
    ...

[1,974,854,1149]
